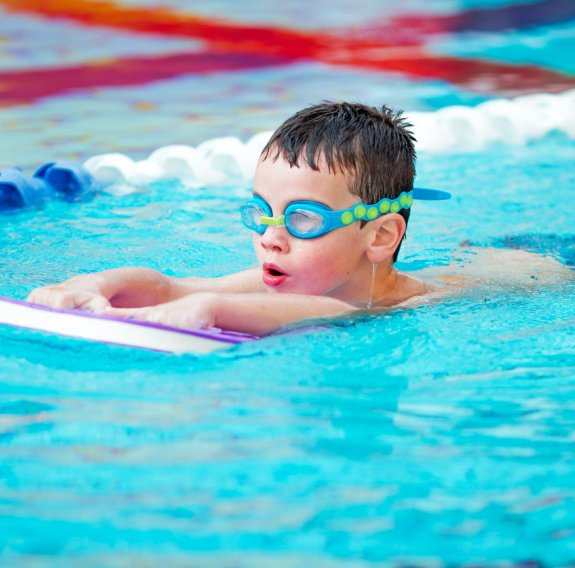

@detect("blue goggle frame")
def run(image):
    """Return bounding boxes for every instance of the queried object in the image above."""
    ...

[240,187,450,239]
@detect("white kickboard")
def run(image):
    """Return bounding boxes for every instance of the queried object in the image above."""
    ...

[0,297,256,354]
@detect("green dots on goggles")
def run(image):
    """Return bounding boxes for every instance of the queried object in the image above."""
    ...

[340,211,355,225]
[340,191,413,225]
[379,201,390,214]
[400,193,413,208]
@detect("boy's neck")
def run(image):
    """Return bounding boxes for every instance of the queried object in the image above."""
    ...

[365,262,427,308]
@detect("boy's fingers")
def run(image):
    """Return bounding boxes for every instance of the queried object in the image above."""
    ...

[26,288,53,305]
[27,290,73,310]
[26,290,39,303]
[106,306,209,330]
[107,307,168,325]
[105,307,133,317]
[105,307,145,320]
[82,296,111,314]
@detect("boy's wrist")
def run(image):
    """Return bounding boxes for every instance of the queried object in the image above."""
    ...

[196,292,220,329]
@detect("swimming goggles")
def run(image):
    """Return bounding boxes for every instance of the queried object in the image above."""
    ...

[240,187,451,239]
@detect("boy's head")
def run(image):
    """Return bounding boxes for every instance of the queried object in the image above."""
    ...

[260,101,416,260]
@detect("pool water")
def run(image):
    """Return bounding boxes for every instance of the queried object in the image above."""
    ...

[2,136,575,565]
[1,0,575,566]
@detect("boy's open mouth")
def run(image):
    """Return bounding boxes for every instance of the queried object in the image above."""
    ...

[262,263,288,286]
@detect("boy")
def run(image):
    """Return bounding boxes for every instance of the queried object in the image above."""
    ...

[26,102,570,335]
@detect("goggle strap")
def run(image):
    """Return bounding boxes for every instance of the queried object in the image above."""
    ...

[348,188,451,222]
[343,191,413,224]
[413,187,452,201]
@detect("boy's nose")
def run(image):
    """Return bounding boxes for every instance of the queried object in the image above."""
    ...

[259,226,290,253]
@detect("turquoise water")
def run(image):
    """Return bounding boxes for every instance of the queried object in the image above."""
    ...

[2,0,575,565]
[1,137,575,565]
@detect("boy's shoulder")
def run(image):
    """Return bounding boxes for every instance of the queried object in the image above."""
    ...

[413,247,573,295]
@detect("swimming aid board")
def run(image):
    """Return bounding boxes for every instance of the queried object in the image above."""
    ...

[0,297,256,354]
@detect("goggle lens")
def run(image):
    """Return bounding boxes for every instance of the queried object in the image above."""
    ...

[285,208,326,238]
[240,202,268,234]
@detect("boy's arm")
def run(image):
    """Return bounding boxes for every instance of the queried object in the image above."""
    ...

[212,292,355,335]
[176,268,265,296]
[27,267,264,311]
[107,291,356,336]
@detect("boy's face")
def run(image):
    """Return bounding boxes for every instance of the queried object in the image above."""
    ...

[251,154,372,302]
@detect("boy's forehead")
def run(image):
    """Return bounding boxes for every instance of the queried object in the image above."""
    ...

[254,154,356,206]
[256,151,354,182]
[258,145,352,173]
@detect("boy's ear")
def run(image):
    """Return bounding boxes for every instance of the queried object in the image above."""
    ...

[365,214,406,263]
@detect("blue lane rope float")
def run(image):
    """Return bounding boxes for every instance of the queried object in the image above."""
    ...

[0,162,98,211]
[33,161,98,202]
[0,168,54,211]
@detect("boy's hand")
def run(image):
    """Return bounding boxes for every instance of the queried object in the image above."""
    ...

[26,267,178,312]
[27,276,110,313]
[105,293,217,331]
